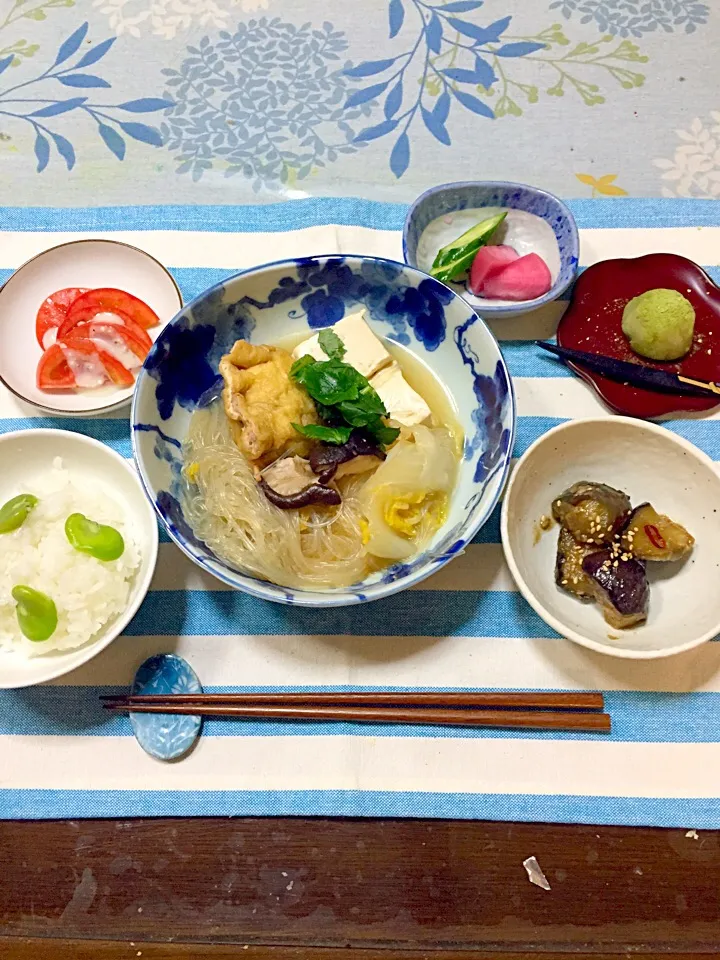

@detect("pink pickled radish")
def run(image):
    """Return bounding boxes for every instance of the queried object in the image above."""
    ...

[482,253,552,301]
[468,245,519,295]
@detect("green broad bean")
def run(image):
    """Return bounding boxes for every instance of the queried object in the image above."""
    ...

[65,513,125,561]
[12,585,58,642]
[0,494,38,533]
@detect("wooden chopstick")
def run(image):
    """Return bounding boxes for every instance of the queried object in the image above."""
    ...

[103,701,611,733]
[100,691,604,711]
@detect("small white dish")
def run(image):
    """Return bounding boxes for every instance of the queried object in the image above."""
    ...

[0,429,158,689]
[0,239,182,416]
[502,418,720,660]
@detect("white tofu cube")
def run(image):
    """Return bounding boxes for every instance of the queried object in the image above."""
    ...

[370,362,431,427]
[291,310,392,380]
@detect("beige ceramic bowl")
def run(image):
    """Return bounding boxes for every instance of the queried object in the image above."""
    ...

[501,417,720,659]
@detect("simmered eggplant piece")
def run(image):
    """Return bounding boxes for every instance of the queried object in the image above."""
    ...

[582,550,649,630]
[552,481,631,545]
[621,503,694,562]
[555,528,596,599]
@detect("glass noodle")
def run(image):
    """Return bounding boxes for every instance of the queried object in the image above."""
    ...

[183,403,373,588]
[181,342,462,591]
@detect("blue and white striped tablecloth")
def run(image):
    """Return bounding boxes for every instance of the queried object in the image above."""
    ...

[1,197,720,826]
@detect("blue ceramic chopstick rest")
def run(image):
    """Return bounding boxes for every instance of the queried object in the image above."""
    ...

[130,653,203,761]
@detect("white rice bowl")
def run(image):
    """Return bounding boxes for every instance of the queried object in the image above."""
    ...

[0,457,141,657]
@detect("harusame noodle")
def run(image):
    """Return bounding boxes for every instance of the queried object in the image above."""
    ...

[181,317,461,591]
[182,400,458,590]
[183,404,371,588]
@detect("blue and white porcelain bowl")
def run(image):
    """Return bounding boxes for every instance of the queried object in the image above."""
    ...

[403,181,579,319]
[132,255,515,607]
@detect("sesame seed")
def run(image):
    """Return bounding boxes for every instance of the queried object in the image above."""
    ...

[562,579,568,584]
[613,560,619,567]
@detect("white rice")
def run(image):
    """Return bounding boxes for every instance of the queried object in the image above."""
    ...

[0,458,141,658]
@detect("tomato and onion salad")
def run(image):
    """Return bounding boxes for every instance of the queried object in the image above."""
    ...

[34,286,160,392]
[35,287,88,350]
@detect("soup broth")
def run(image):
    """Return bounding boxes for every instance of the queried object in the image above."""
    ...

[181,329,462,590]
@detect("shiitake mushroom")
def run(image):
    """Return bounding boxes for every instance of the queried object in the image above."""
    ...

[620,503,694,563]
[551,481,631,545]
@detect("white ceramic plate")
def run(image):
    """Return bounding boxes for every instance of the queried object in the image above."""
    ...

[0,430,158,689]
[0,239,182,415]
[502,417,720,660]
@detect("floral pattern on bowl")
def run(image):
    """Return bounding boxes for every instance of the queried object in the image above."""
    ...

[132,255,515,607]
[402,180,579,319]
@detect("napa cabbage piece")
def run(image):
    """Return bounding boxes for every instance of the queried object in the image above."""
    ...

[359,425,456,560]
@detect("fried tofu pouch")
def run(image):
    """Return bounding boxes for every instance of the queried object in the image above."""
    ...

[220,340,317,474]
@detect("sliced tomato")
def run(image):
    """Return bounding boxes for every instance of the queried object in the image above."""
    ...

[83,313,153,352]
[65,288,160,331]
[94,346,135,387]
[57,305,145,345]
[35,287,88,349]
[67,321,151,367]
[37,338,134,392]
[37,343,75,390]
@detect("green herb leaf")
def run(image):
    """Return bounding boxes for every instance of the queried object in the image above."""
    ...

[292,423,354,445]
[289,354,316,379]
[291,354,396,449]
[337,387,387,426]
[291,357,364,406]
[315,401,344,425]
[430,212,507,283]
[318,328,346,360]
[365,420,401,446]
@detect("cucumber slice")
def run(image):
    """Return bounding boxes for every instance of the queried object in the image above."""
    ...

[430,212,507,284]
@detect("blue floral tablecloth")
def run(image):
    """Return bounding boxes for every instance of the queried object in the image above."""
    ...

[0,0,717,205]
[1,1,720,826]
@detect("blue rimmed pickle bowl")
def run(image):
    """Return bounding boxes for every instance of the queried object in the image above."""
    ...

[132,255,515,607]
[403,181,579,319]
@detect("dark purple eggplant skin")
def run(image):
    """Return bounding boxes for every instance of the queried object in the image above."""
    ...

[309,432,385,483]
[258,479,341,510]
[552,481,631,545]
[582,550,649,628]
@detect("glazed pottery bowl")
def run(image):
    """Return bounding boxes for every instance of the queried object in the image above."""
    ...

[502,418,720,660]
[0,429,158,689]
[0,239,182,416]
[132,255,516,606]
[403,180,579,318]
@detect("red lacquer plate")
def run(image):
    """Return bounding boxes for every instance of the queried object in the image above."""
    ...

[557,253,720,419]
